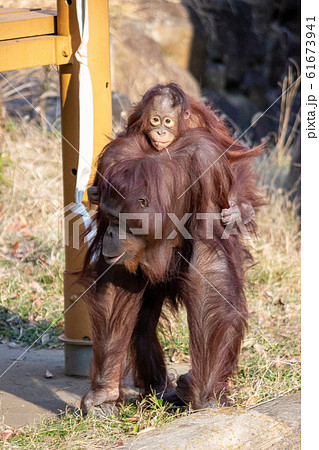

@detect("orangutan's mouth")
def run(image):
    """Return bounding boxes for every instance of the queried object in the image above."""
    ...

[103,254,123,264]
[152,139,172,149]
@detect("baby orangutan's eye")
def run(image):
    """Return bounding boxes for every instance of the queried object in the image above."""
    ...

[150,116,160,126]
[138,196,149,208]
[164,117,174,128]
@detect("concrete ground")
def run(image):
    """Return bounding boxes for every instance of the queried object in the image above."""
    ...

[0,344,188,428]
[0,345,87,428]
[0,344,301,448]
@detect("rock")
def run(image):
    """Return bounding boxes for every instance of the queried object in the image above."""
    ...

[187,0,300,123]
[122,406,300,449]
[110,2,201,102]
[139,0,194,70]
[203,63,226,92]
[206,90,259,132]
[202,0,264,86]
[112,91,131,135]
[184,4,208,81]
[265,24,289,86]
[254,391,301,430]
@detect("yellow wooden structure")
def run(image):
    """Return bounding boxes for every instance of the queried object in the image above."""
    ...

[0,1,112,375]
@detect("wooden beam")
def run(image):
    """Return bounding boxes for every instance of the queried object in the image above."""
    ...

[0,8,30,15]
[0,10,56,41]
[0,34,72,71]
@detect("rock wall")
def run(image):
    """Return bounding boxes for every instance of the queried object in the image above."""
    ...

[185,0,301,137]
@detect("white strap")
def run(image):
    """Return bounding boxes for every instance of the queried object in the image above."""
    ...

[72,0,96,244]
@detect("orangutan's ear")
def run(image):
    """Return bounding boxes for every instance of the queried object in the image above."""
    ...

[87,186,100,205]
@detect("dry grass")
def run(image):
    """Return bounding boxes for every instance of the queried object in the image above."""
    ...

[276,63,301,167]
[233,188,300,407]
[0,118,64,345]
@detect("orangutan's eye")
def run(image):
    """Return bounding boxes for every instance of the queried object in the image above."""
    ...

[150,116,160,126]
[164,117,174,128]
[106,213,119,224]
[138,196,149,208]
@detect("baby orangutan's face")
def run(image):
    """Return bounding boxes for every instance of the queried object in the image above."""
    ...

[146,95,181,151]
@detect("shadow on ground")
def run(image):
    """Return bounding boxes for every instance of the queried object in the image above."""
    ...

[0,344,189,428]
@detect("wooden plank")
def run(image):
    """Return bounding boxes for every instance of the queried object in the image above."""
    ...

[0,8,30,15]
[0,35,72,71]
[0,10,57,41]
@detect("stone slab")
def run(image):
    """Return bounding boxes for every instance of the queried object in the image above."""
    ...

[122,408,300,449]
[254,392,301,430]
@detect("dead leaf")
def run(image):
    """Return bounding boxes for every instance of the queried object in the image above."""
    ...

[274,357,299,368]
[137,426,155,435]
[41,333,50,345]
[33,298,42,307]
[289,357,299,364]
[274,358,287,369]
[49,343,63,349]
[111,441,124,448]
[11,241,19,253]
[6,216,27,232]
[1,427,15,440]
[30,281,45,294]
[45,369,53,378]
[246,395,259,406]
[129,416,139,422]
[21,228,33,237]
[10,241,24,258]
[253,344,264,355]
[8,342,18,348]
[170,351,182,363]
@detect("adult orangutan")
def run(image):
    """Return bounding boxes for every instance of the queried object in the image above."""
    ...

[80,125,263,415]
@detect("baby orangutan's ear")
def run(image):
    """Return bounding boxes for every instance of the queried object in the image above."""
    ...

[87,186,99,205]
[184,110,190,120]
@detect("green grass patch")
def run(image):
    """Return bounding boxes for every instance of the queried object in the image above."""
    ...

[3,395,185,449]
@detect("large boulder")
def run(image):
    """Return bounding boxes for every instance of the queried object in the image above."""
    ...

[110,1,202,102]
[122,402,300,449]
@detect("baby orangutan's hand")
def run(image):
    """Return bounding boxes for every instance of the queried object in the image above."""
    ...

[221,200,255,226]
[221,200,241,226]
